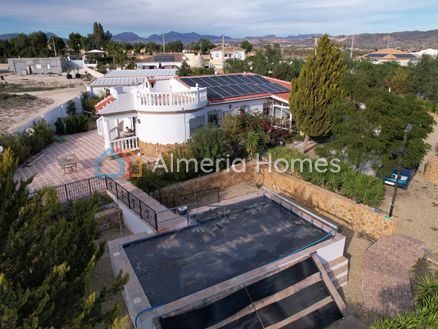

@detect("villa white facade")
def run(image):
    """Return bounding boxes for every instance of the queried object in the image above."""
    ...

[88,70,291,154]
[210,46,246,69]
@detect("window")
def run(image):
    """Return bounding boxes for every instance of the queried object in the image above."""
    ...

[189,116,205,135]
[35,64,42,69]
[208,111,222,127]
[47,64,51,69]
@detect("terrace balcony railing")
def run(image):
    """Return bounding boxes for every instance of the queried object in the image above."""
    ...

[137,87,208,111]
[110,136,140,152]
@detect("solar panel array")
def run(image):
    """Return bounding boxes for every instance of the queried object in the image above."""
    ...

[154,54,177,62]
[179,74,290,100]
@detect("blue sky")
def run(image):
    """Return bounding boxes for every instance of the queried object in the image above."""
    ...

[0,0,437,37]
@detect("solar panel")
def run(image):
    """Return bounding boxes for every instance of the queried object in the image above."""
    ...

[154,54,175,62]
[179,74,290,100]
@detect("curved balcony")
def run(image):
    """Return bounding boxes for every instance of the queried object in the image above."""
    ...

[137,88,208,112]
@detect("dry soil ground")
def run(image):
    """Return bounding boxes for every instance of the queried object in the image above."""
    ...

[0,72,87,132]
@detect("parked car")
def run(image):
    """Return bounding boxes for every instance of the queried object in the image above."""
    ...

[383,168,415,188]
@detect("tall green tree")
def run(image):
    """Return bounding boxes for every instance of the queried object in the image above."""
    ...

[106,41,126,69]
[68,32,83,54]
[326,80,434,174]
[240,40,253,53]
[191,38,214,54]
[413,55,438,102]
[0,149,127,328]
[48,36,66,56]
[91,22,112,49]
[224,58,251,73]
[289,34,346,152]
[166,40,184,52]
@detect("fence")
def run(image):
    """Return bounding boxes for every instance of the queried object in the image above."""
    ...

[31,177,221,232]
[105,178,158,231]
[30,176,107,202]
[150,187,220,209]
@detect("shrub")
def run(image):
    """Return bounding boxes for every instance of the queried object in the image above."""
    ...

[268,147,385,207]
[131,165,168,193]
[81,92,104,116]
[131,147,198,193]
[188,127,230,168]
[371,274,438,329]
[0,121,54,164]
[65,100,77,115]
[55,117,65,135]
[223,113,270,158]
[63,115,89,134]
[0,134,30,163]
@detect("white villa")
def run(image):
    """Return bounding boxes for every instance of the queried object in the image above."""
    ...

[209,46,246,69]
[89,69,291,156]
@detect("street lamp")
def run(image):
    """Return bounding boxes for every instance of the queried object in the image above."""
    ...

[388,123,413,217]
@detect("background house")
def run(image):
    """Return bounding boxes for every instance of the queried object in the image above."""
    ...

[209,46,246,69]
[362,48,418,66]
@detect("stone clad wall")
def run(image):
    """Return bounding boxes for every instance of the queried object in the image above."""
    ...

[163,162,396,240]
[255,168,396,240]
[95,206,122,232]
[139,141,182,158]
[424,157,438,184]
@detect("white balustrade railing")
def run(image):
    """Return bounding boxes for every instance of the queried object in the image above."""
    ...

[111,136,140,152]
[137,88,208,110]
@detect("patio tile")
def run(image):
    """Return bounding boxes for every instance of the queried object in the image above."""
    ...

[15,130,154,191]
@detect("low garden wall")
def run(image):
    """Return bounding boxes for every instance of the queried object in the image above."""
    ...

[12,95,83,134]
[424,157,438,184]
[161,162,396,240]
[95,205,122,232]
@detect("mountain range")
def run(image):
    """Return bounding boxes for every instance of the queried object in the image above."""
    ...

[1,29,438,49]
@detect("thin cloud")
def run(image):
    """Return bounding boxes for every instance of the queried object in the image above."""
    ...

[0,0,437,36]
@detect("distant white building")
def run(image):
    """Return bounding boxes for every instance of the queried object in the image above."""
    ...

[413,48,438,58]
[89,70,291,156]
[135,53,184,69]
[210,46,246,69]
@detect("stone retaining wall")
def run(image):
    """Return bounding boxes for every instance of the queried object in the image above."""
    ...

[255,168,396,240]
[424,157,438,184]
[139,141,182,158]
[95,205,122,232]
[161,163,396,240]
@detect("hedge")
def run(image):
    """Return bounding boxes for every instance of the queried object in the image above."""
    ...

[268,147,385,207]
[0,121,54,164]
[55,115,89,135]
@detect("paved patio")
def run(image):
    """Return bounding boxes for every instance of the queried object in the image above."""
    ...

[15,130,148,191]
[362,234,425,317]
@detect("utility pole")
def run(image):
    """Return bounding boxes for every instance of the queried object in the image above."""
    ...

[52,37,57,57]
[314,36,318,55]
[388,123,413,217]
[350,34,355,59]
[222,35,225,68]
